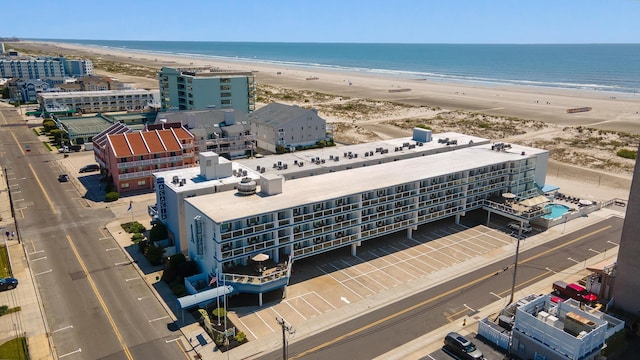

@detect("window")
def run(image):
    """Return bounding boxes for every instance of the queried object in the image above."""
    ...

[220,85,230,91]
[221,100,231,105]
[121,182,130,188]
[137,180,145,186]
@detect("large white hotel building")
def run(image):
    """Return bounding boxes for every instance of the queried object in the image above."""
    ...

[153,130,550,305]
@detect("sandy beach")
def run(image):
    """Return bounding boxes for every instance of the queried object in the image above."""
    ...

[6,41,638,198]
[12,41,640,132]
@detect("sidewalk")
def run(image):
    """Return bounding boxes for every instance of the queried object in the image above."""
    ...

[0,167,54,360]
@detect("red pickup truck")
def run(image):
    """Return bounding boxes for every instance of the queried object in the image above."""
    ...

[552,281,598,304]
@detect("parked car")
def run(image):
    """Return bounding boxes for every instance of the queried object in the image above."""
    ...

[58,146,69,153]
[552,281,598,304]
[443,332,484,360]
[79,164,100,173]
[58,174,70,182]
[507,222,532,233]
[0,277,18,291]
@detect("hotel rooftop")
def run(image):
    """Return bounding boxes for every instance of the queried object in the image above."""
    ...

[187,140,546,222]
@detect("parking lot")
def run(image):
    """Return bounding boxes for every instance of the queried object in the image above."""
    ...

[230,221,516,340]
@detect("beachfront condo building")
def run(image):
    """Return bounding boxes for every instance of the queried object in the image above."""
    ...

[155,109,256,159]
[249,102,328,152]
[0,56,93,79]
[158,67,255,113]
[151,130,550,305]
[94,122,195,194]
[38,89,158,114]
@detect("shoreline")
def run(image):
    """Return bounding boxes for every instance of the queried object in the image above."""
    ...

[25,40,640,95]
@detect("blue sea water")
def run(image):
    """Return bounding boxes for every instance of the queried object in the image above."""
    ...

[40,39,640,93]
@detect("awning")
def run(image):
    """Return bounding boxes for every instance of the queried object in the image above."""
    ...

[519,195,550,207]
[177,285,234,309]
[540,184,560,193]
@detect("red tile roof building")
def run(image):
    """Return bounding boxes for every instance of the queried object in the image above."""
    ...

[94,123,195,193]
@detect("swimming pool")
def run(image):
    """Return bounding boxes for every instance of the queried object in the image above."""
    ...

[543,204,570,219]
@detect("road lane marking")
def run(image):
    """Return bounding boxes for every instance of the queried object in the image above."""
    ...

[291,225,613,359]
[567,257,580,264]
[106,247,119,251]
[125,277,140,282]
[115,261,130,266]
[35,269,52,276]
[490,292,501,299]
[165,337,181,343]
[28,163,56,214]
[10,131,25,156]
[66,235,133,360]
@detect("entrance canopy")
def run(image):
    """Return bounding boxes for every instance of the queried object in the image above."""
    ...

[177,285,234,309]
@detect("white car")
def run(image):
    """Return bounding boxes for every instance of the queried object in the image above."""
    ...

[58,146,69,153]
[508,222,532,233]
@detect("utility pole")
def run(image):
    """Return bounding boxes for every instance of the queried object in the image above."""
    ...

[507,225,524,305]
[276,317,294,360]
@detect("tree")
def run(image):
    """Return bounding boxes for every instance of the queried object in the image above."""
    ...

[144,244,164,266]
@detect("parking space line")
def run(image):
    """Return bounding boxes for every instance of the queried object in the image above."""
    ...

[296,295,322,315]
[233,315,257,339]
[253,310,275,332]
[362,253,418,279]
[316,265,365,300]
[28,250,44,255]
[32,256,47,262]
[35,269,52,276]
[382,245,437,273]
[283,300,308,321]
[59,348,82,358]
[52,325,74,333]
[312,291,336,310]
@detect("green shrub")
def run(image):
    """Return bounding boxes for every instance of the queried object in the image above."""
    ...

[161,267,177,283]
[131,232,145,242]
[138,239,149,254]
[212,307,227,319]
[234,331,247,343]
[617,148,637,160]
[168,253,186,271]
[416,123,432,130]
[170,282,187,297]
[149,222,168,242]
[105,192,119,202]
[123,221,146,234]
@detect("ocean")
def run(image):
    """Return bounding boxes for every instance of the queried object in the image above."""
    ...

[42,39,640,94]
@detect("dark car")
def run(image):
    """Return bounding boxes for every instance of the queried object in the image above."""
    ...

[444,332,484,360]
[58,174,70,182]
[79,164,100,173]
[0,277,18,291]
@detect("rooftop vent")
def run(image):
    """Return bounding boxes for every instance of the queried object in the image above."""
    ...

[237,177,257,196]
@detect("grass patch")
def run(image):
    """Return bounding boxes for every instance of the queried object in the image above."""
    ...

[617,149,637,160]
[0,305,21,317]
[0,245,12,278]
[43,142,52,151]
[0,337,29,359]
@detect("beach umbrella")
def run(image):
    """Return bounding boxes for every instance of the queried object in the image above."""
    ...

[502,193,516,200]
[252,253,270,272]
[252,253,269,262]
[579,199,593,206]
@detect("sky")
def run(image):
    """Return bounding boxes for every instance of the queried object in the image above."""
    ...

[2,0,639,44]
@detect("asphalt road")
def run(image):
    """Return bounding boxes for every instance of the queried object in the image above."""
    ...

[0,106,187,360]
[256,216,623,360]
